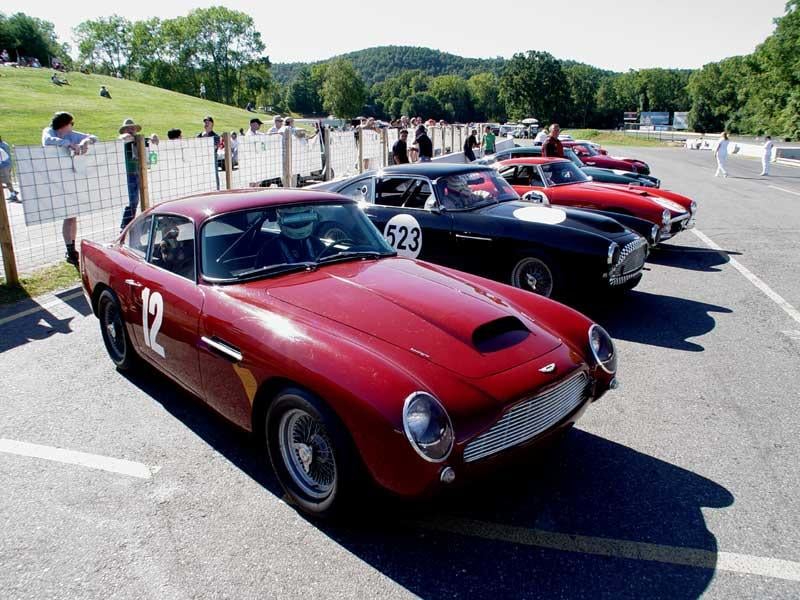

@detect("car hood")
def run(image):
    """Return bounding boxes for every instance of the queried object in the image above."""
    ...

[590,184,688,214]
[238,258,562,379]
[478,200,630,237]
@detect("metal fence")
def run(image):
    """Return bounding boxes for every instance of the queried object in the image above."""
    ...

[0,125,495,284]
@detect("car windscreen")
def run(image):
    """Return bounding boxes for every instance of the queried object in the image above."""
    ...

[563,148,585,168]
[201,202,395,282]
[540,161,591,186]
[577,144,599,156]
[435,171,518,210]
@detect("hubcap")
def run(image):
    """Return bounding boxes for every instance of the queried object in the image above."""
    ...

[102,302,126,361]
[513,258,553,297]
[278,406,336,499]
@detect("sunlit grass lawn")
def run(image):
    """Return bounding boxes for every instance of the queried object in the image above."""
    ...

[0,262,81,305]
[562,129,669,147]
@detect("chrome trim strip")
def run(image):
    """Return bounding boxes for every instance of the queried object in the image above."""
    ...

[201,336,243,363]
[455,234,493,242]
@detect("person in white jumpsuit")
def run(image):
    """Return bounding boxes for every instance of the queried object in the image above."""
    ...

[760,136,774,176]
[714,132,730,178]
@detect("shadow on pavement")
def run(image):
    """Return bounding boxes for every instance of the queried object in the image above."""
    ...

[123,365,733,599]
[0,289,91,353]
[648,243,740,272]
[574,291,732,352]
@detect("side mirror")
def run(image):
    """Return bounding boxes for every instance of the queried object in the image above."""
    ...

[522,191,550,206]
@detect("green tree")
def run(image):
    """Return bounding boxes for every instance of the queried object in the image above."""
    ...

[428,74,472,121]
[467,72,504,121]
[564,64,603,127]
[74,15,133,77]
[285,66,323,114]
[1,12,66,65]
[400,92,443,119]
[499,51,569,122]
[321,58,366,118]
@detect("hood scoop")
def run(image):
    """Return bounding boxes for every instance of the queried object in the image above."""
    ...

[473,316,529,353]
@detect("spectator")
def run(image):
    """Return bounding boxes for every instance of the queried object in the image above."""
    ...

[230,131,239,167]
[0,135,20,202]
[542,123,564,158]
[41,111,98,266]
[714,132,730,178]
[246,117,265,136]
[50,72,69,86]
[760,135,774,176]
[199,82,206,99]
[392,129,409,164]
[533,127,548,145]
[483,125,496,155]
[0,49,9,63]
[118,118,159,231]
[245,101,255,112]
[167,128,182,140]
[197,116,220,148]
[268,115,284,134]
[463,129,479,162]
[99,85,112,99]
[413,125,433,163]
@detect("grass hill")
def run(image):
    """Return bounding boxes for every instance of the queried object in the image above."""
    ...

[0,68,273,146]
[272,45,506,87]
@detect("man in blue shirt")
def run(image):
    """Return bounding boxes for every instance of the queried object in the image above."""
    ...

[42,111,98,265]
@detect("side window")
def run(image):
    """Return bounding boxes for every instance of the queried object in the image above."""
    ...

[150,215,195,280]
[125,215,152,257]
[338,178,374,203]
[377,177,432,209]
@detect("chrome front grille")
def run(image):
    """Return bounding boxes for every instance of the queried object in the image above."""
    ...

[610,238,648,285]
[462,371,590,463]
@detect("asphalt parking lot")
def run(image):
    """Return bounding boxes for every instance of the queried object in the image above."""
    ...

[1,146,799,599]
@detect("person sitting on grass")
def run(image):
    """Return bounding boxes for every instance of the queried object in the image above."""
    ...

[50,72,69,86]
[99,85,112,99]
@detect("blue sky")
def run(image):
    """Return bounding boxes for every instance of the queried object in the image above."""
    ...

[6,0,788,70]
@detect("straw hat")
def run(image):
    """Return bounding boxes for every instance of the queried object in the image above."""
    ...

[118,118,142,134]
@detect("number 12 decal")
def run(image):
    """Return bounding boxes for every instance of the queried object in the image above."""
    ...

[141,287,165,358]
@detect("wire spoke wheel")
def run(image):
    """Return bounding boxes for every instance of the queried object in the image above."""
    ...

[512,257,554,297]
[101,298,126,363]
[278,407,337,500]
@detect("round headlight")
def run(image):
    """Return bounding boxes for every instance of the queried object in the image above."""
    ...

[607,242,620,266]
[402,392,454,462]
[588,324,617,374]
[690,200,697,214]
[661,209,670,225]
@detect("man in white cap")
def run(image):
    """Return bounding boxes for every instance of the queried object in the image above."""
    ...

[268,115,284,134]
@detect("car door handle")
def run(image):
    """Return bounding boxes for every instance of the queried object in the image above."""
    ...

[125,279,143,288]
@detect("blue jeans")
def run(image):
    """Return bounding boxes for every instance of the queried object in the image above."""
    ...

[419,156,432,162]
[120,172,139,230]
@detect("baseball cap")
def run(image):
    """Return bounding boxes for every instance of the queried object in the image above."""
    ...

[250,118,263,125]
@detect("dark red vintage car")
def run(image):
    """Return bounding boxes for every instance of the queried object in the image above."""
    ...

[563,141,650,174]
[81,189,618,517]
[497,157,697,242]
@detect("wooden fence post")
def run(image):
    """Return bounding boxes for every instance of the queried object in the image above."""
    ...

[381,128,389,167]
[450,126,455,155]
[0,184,19,285]
[282,129,293,188]
[358,129,364,174]
[135,135,150,212]
[222,132,233,190]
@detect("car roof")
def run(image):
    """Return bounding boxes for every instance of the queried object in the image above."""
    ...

[151,188,352,223]
[381,163,496,178]
[497,157,571,165]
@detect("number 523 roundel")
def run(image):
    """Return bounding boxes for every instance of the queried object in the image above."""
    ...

[81,188,618,518]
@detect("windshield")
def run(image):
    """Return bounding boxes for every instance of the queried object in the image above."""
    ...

[201,202,395,282]
[576,143,599,157]
[541,161,591,187]
[435,171,518,210]
[563,148,585,168]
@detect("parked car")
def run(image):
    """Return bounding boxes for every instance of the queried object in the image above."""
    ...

[81,188,619,517]
[477,145,661,188]
[496,157,696,241]
[315,163,651,298]
[563,141,651,174]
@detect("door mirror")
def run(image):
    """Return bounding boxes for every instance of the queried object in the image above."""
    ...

[522,190,550,206]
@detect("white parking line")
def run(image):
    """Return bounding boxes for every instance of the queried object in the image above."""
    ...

[692,229,800,326]
[416,517,800,582]
[0,438,158,479]
[0,289,84,326]
[769,185,800,197]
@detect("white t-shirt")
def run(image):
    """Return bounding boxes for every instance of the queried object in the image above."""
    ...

[533,131,548,144]
[763,140,774,156]
[245,128,264,137]
[267,126,282,134]
[715,139,729,157]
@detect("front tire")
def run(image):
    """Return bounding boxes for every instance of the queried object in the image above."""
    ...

[265,387,361,518]
[98,289,137,371]
[511,256,558,298]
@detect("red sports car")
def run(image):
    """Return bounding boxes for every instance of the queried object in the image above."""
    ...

[563,141,650,175]
[497,157,697,242]
[81,189,618,517]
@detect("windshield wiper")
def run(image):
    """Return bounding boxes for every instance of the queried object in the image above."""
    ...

[235,262,316,281]
[317,250,391,265]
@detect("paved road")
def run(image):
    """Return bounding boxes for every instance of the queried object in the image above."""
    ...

[1,149,799,599]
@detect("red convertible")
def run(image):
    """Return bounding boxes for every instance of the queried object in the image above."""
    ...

[497,157,697,242]
[81,189,618,517]
[563,141,650,175]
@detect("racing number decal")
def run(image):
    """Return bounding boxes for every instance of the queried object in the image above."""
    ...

[384,214,422,259]
[141,287,166,358]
